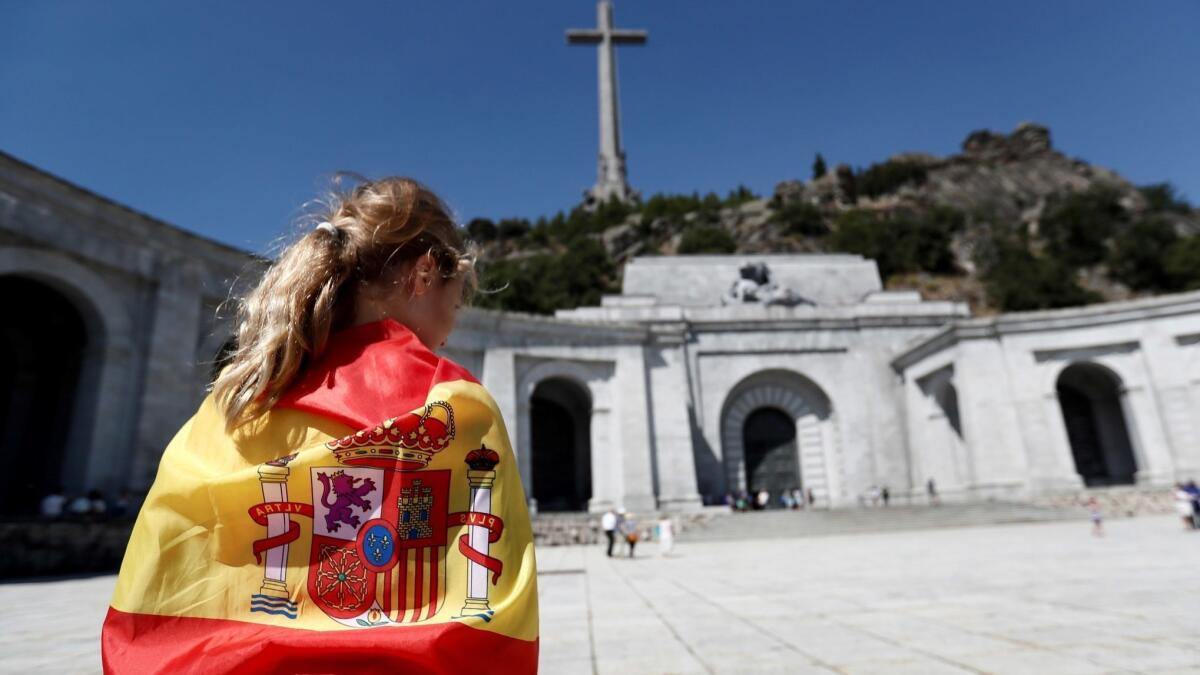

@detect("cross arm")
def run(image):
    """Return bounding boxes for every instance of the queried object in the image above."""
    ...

[566,30,602,44]
[611,30,647,45]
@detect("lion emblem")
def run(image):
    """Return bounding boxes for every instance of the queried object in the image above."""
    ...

[316,470,376,532]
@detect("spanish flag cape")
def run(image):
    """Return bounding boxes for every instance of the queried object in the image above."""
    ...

[102,319,538,674]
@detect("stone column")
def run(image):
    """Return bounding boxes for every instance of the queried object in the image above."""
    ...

[480,349,525,487]
[1122,383,1175,486]
[645,343,702,511]
[615,345,656,512]
[129,258,205,488]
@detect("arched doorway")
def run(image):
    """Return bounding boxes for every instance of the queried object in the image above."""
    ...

[1057,363,1137,486]
[530,378,592,511]
[721,370,836,505]
[0,277,88,514]
[742,408,800,506]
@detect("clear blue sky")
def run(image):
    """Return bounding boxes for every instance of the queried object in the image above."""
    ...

[3,1,1197,254]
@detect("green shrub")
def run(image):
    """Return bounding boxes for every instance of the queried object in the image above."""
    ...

[466,218,497,242]
[1165,236,1200,291]
[771,200,827,236]
[1140,183,1191,214]
[975,233,1099,311]
[1039,186,1126,267]
[829,207,962,278]
[724,185,758,208]
[678,225,736,254]
[857,160,928,199]
[474,238,617,314]
[1107,218,1178,291]
[496,218,531,240]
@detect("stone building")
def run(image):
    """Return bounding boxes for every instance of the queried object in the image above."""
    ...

[4,153,1199,516]
[0,153,258,514]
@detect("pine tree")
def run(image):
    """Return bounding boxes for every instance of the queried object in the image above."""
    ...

[812,153,828,180]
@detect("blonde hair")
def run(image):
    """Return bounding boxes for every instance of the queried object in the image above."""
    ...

[213,176,475,431]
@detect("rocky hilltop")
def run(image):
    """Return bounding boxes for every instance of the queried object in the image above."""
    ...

[473,124,1199,315]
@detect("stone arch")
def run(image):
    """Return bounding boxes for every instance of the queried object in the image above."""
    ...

[1055,361,1138,486]
[720,369,836,505]
[516,359,613,512]
[529,377,593,512]
[0,247,137,497]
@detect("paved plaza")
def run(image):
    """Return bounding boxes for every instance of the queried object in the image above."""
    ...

[2,514,1199,674]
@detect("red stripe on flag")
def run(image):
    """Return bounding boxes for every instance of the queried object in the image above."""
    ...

[397,549,408,623]
[427,547,439,621]
[102,607,536,675]
[411,547,425,623]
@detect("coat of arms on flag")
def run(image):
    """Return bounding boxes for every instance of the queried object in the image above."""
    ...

[246,400,507,628]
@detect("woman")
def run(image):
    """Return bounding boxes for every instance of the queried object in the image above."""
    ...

[102,178,539,674]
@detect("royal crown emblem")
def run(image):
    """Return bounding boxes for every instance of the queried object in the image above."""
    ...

[324,401,455,470]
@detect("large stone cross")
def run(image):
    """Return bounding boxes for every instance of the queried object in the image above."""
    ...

[567,1,646,206]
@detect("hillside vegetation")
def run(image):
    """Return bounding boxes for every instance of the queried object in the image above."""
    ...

[470,124,1200,315]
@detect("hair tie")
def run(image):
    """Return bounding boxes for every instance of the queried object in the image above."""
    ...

[315,221,339,238]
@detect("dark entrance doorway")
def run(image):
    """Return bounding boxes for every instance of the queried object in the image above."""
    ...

[742,407,800,507]
[0,277,89,514]
[530,378,592,511]
[1057,363,1137,487]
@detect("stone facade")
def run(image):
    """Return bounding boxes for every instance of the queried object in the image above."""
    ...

[0,152,259,505]
[4,154,1198,515]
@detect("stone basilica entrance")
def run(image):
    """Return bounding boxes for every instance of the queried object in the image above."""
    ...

[0,277,89,514]
[1056,362,1138,486]
[742,408,800,506]
[530,378,593,512]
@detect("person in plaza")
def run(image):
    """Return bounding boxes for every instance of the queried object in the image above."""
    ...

[927,477,940,506]
[68,492,92,517]
[657,516,675,556]
[881,485,890,507]
[1085,496,1104,537]
[101,177,539,674]
[1185,480,1200,528]
[620,511,640,558]
[756,489,770,510]
[791,487,803,510]
[1173,483,1195,530]
[39,486,66,519]
[867,484,881,507]
[601,507,619,557]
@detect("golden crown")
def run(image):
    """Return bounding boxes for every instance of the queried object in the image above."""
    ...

[325,401,455,470]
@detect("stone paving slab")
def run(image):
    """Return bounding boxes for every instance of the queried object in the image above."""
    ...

[3,515,1200,673]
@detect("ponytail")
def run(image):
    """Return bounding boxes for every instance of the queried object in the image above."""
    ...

[213,176,475,431]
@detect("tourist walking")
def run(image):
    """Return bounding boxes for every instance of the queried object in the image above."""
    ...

[621,512,640,558]
[1086,497,1104,537]
[1186,480,1200,528]
[927,477,940,506]
[881,485,890,507]
[601,507,619,557]
[657,516,675,556]
[101,177,539,673]
[1174,483,1195,530]
[756,489,770,510]
[39,487,66,519]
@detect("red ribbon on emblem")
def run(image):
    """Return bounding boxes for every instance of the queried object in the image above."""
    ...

[247,502,315,564]
[448,511,505,584]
